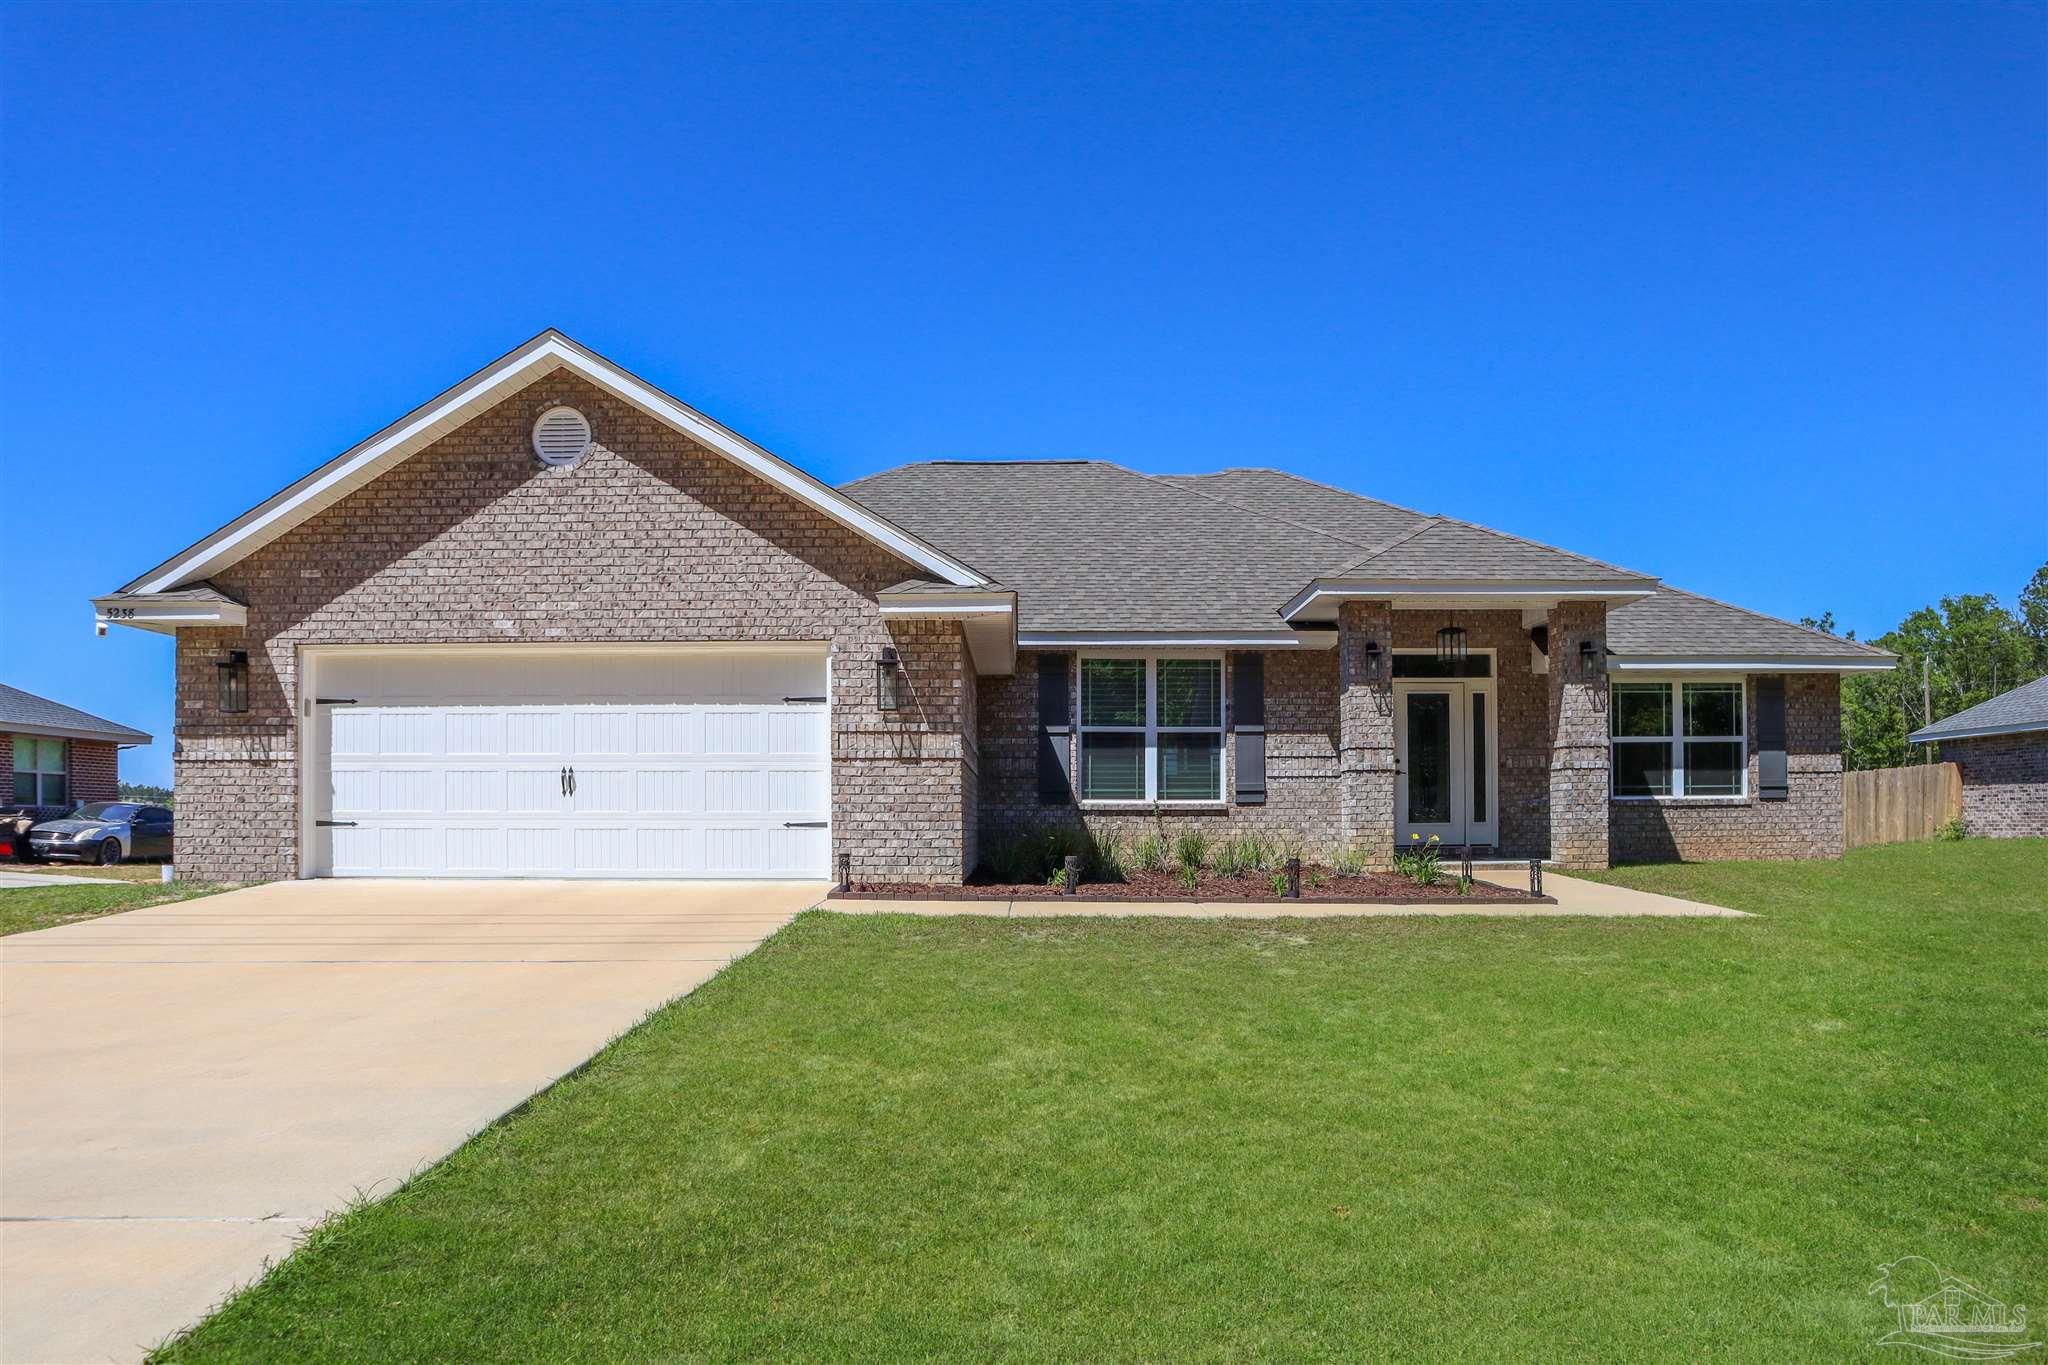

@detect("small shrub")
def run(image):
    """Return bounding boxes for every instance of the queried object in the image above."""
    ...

[1455,873,1473,897]
[1240,829,1278,872]
[1133,831,1168,872]
[1306,864,1330,889]
[980,834,1021,884]
[1173,828,1211,877]
[1393,833,1443,886]
[1215,833,1261,877]
[1934,817,1967,842]
[1040,828,1077,880]
[1088,828,1129,882]
[1327,841,1370,877]
[1269,869,1289,896]
[1177,861,1200,891]
[1047,866,1069,890]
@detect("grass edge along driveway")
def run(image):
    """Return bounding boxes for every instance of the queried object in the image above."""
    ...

[0,877,223,936]
[156,840,2045,1361]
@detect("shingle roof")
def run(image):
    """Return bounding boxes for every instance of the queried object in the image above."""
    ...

[843,462,1365,633]
[1908,674,2048,743]
[1606,588,1894,661]
[841,459,1886,664]
[1334,518,1654,582]
[0,684,151,745]
[1158,470,1426,553]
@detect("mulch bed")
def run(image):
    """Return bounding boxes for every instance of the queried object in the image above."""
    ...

[831,866,1539,903]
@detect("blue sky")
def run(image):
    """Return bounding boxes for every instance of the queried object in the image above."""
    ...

[3,2,2043,787]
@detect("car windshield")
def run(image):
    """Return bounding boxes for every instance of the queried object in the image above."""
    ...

[70,803,139,821]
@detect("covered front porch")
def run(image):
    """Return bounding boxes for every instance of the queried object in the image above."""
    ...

[1311,595,1623,870]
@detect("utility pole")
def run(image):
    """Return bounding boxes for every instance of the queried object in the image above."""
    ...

[1922,656,1932,764]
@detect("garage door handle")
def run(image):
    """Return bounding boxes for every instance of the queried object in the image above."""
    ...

[316,820,357,828]
[569,767,577,795]
[783,821,827,828]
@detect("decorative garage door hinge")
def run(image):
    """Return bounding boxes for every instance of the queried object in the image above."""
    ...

[316,820,358,828]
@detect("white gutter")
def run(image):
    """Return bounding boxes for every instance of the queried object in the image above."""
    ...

[1607,654,1896,673]
[1283,579,1659,621]
[1018,630,1336,649]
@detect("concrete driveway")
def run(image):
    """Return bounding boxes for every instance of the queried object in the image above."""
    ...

[0,878,823,1364]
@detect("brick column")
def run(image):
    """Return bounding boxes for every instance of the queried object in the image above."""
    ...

[1337,600,1395,864]
[1546,601,1610,869]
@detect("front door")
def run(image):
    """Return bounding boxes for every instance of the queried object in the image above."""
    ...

[1394,681,1497,848]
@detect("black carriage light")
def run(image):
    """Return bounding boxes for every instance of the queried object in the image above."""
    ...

[217,650,250,714]
[1436,615,1468,663]
[876,646,905,711]
[1361,638,1383,677]
[1579,638,1605,675]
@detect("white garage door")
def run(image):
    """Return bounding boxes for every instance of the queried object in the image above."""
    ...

[306,648,830,879]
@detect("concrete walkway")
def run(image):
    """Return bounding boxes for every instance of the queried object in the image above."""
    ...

[0,878,825,1364]
[0,867,108,887]
[827,870,1745,919]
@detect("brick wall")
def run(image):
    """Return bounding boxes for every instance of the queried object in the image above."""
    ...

[1947,730,2048,838]
[1337,601,1395,859]
[172,369,970,884]
[68,740,121,804]
[1609,674,1844,862]
[1547,602,1611,869]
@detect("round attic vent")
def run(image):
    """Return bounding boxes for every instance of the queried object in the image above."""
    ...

[532,405,592,466]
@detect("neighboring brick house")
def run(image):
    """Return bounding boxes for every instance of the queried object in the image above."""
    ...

[93,331,1893,884]
[1909,675,2048,839]
[1,683,151,815]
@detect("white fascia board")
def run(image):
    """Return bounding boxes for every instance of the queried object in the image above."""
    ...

[876,590,1016,618]
[1282,580,1659,620]
[1909,720,2048,744]
[1,720,153,745]
[122,332,986,595]
[92,595,248,635]
[1608,655,1897,673]
[1018,630,1336,650]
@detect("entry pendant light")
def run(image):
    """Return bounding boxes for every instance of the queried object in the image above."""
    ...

[1436,614,1468,664]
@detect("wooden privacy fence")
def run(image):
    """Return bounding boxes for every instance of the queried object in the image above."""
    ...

[1844,762,1962,849]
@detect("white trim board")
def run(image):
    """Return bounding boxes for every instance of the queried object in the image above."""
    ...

[116,331,988,599]
[1020,630,1338,650]
[1283,580,1659,622]
[1608,655,1896,673]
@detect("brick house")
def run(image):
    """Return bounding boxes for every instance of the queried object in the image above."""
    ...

[93,331,1893,884]
[2,684,151,815]
[1908,674,2048,838]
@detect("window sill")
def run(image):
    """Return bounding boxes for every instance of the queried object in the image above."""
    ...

[1611,795,1751,805]
[1079,800,1231,813]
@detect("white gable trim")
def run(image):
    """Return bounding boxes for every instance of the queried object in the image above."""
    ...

[119,331,988,595]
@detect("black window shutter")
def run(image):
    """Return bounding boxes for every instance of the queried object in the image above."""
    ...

[1755,676,1788,801]
[1233,654,1267,805]
[1037,653,1073,804]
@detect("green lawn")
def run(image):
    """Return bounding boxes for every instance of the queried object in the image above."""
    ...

[0,878,222,936]
[160,841,2045,1361]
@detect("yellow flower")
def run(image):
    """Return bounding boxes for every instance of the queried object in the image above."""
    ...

[1410,833,1420,840]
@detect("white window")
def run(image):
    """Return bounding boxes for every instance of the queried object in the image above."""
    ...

[1079,656,1224,802]
[1611,680,1747,799]
[12,736,67,806]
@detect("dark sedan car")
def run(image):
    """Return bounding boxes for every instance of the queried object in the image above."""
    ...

[26,802,174,866]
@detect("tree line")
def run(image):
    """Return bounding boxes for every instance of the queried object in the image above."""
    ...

[1803,563,2048,771]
